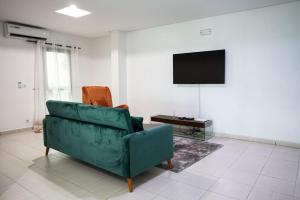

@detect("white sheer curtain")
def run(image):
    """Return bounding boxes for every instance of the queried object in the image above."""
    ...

[33,41,46,133]
[44,45,72,101]
[33,42,79,133]
[70,47,79,100]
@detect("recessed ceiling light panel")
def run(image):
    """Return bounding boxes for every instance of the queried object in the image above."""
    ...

[55,5,91,18]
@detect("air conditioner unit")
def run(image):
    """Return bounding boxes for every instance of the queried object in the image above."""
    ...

[3,22,49,41]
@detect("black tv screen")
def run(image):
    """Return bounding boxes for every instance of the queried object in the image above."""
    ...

[173,49,225,84]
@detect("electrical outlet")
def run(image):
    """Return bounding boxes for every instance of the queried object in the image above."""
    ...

[18,82,22,88]
[17,82,26,88]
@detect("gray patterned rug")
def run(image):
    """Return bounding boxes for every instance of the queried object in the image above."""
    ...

[144,124,223,173]
[158,136,223,173]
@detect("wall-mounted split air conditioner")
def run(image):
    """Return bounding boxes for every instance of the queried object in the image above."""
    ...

[3,22,49,41]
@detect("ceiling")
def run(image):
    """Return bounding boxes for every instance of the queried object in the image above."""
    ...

[0,0,297,38]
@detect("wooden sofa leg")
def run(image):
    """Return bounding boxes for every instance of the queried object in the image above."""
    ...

[167,159,173,170]
[127,178,133,192]
[45,147,50,156]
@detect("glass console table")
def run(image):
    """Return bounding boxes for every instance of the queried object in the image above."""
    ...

[150,115,213,141]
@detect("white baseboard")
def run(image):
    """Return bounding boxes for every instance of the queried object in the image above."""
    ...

[215,132,300,149]
[0,127,33,135]
[276,140,300,149]
[148,122,300,148]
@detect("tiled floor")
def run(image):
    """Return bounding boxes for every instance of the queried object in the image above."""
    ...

[0,131,300,200]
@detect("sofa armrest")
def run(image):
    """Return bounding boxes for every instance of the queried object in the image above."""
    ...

[122,124,173,178]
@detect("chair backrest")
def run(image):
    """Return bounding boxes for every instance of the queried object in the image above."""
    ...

[82,86,113,107]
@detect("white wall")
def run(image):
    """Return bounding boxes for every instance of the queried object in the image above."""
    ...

[0,31,35,132]
[111,31,127,105]
[91,35,111,88]
[92,33,128,106]
[126,2,300,143]
[0,22,94,132]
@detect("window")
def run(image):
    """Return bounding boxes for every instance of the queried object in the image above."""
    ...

[44,47,72,101]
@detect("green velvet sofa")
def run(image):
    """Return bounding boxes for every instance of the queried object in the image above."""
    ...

[43,100,173,192]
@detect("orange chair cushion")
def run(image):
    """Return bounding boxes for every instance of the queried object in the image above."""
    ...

[82,86,113,107]
[82,86,129,109]
[115,104,129,109]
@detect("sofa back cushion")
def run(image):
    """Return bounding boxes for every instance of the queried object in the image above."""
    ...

[46,100,79,121]
[77,104,133,132]
[46,100,133,132]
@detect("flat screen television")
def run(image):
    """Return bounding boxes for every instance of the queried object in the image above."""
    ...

[173,49,225,84]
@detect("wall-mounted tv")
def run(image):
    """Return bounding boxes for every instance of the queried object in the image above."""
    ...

[173,49,225,84]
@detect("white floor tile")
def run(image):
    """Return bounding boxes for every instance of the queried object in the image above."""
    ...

[169,171,218,190]
[244,143,274,157]
[159,170,185,179]
[51,160,106,187]
[65,189,102,200]
[28,196,41,200]
[1,132,300,200]
[248,187,295,200]
[295,179,300,197]
[211,145,245,159]
[138,176,171,193]
[186,153,237,178]
[0,173,14,190]
[209,178,252,200]
[200,192,236,200]
[0,139,43,163]
[262,159,298,182]
[0,183,36,200]
[221,169,259,186]
[158,180,205,200]
[254,176,295,196]
[229,153,268,174]
[17,170,81,199]
[0,152,30,181]
[270,146,300,162]
[85,177,127,199]
[152,196,169,200]
[108,188,156,200]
